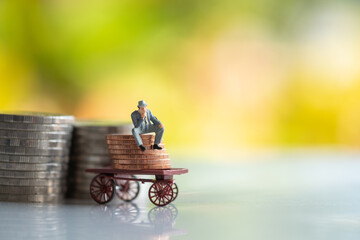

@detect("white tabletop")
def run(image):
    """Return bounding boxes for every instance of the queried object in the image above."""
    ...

[0,150,360,239]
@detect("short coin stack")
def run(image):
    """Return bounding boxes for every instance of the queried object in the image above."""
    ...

[0,112,74,203]
[106,134,171,170]
[67,121,132,199]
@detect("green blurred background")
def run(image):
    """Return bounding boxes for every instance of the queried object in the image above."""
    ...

[1,0,360,158]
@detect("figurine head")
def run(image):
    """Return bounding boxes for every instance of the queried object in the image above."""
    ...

[137,100,148,111]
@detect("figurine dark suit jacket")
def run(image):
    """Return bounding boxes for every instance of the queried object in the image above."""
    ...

[131,109,164,146]
[131,109,162,129]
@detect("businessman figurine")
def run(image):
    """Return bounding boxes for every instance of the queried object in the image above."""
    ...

[131,100,164,151]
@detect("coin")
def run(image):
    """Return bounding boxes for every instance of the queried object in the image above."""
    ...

[0,177,66,186]
[105,144,165,151]
[0,122,73,132]
[104,133,171,170]
[107,148,166,155]
[71,177,93,186]
[106,134,154,140]
[112,163,171,170]
[0,146,70,156]
[106,139,155,145]
[0,162,67,171]
[0,185,66,194]
[69,156,110,164]
[0,112,73,203]
[0,138,70,148]
[72,138,106,148]
[69,162,108,170]
[0,193,64,203]
[106,139,163,145]
[0,112,74,124]
[74,127,130,135]
[0,170,66,178]
[110,154,169,160]
[74,120,132,130]
[111,159,170,164]
[69,191,91,199]
[0,129,72,140]
[70,173,99,183]
[0,154,69,163]
[67,121,133,199]
[71,147,110,155]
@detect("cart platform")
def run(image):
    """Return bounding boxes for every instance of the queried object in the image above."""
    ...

[85,167,188,206]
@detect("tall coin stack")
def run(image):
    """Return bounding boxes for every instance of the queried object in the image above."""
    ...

[0,112,74,203]
[67,121,132,199]
[106,134,171,170]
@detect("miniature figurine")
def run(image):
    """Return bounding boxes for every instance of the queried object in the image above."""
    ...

[131,100,164,152]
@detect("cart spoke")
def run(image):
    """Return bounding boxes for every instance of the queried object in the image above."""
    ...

[94,178,101,186]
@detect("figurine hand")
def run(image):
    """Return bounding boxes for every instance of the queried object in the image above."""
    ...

[158,124,164,128]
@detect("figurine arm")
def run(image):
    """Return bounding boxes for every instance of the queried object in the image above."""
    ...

[131,112,144,128]
[149,110,161,125]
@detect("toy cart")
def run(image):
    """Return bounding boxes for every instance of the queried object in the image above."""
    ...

[85,167,188,207]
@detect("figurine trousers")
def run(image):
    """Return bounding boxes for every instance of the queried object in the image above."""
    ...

[132,124,164,146]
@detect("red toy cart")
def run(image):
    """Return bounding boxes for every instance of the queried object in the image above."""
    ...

[85,167,188,207]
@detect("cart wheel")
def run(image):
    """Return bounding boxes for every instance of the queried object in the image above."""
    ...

[115,175,140,202]
[148,182,173,207]
[90,174,115,204]
[171,183,178,202]
[113,202,140,223]
[148,206,174,225]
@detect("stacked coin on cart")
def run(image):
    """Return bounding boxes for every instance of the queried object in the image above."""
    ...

[0,112,74,203]
[67,121,132,199]
[106,134,171,170]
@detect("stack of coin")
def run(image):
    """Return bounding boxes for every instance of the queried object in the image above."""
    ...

[0,112,74,203]
[67,121,132,199]
[106,134,171,170]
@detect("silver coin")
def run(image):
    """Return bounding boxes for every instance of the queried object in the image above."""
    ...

[0,146,70,156]
[72,142,108,150]
[73,130,121,138]
[70,154,110,161]
[0,138,71,148]
[70,171,105,180]
[0,193,64,203]
[74,120,131,129]
[68,168,103,178]
[0,177,66,186]
[0,129,72,140]
[70,176,92,185]
[0,182,65,189]
[0,154,69,163]
[74,127,130,135]
[71,143,108,150]
[69,161,108,169]
[0,121,73,132]
[70,155,110,162]
[71,171,98,180]
[70,184,91,192]
[72,133,106,141]
[0,170,66,178]
[0,112,74,124]
[68,170,97,179]
[72,186,91,194]
[72,148,109,155]
[0,162,67,171]
[74,128,131,137]
[67,191,91,199]
[69,160,109,167]
[0,185,66,194]
[71,140,108,147]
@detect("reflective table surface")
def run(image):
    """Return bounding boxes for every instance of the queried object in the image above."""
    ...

[1,151,360,239]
